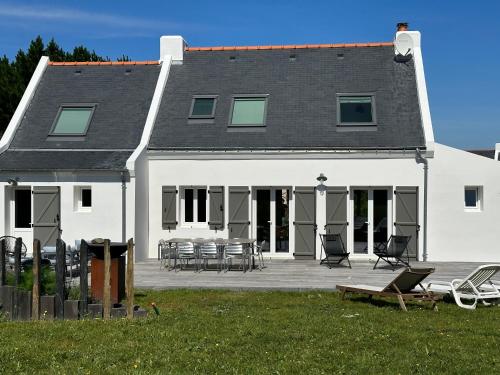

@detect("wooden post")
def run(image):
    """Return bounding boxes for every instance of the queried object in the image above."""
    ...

[14,237,22,287]
[55,239,66,319]
[32,239,41,320]
[79,240,89,316]
[0,238,6,286]
[126,238,134,319]
[103,239,111,320]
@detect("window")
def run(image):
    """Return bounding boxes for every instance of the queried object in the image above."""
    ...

[14,189,31,228]
[189,96,217,118]
[75,186,92,212]
[230,96,267,126]
[181,187,207,224]
[464,186,482,210]
[50,106,95,135]
[337,95,376,125]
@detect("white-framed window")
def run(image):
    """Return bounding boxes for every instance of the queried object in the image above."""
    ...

[464,186,482,211]
[74,186,92,212]
[180,186,207,225]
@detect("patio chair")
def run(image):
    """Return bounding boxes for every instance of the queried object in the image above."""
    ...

[337,267,439,311]
[158,240,176,270]
[373,235,411,270]
[174,242,198,272]
[223,242,247,272]
[199,241,222,272]
[319,234,351,269]
[250,240,266,270]
[426,264,500,310]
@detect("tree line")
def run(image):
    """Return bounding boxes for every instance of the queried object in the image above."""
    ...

[0,36,129,136]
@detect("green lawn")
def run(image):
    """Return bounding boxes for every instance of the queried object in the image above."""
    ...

[0,290,499,374]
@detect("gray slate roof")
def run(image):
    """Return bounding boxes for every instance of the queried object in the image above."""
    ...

[0,150,131,171]
[0,64,160,170]
[149,46,425,150]
[467,149,496,160]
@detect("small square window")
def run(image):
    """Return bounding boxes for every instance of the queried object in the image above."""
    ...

[75,186,92,212]
[189,96,217,119]
[464,186,482,210]
[230,97,267,126]
[337,95,375,125]
[51,106,95,135]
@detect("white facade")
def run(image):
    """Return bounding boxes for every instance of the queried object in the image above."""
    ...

[0,172,136,255]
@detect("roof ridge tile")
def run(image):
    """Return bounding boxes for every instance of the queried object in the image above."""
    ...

[186,42,393,52]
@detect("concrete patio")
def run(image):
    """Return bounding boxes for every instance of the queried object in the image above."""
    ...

[134,259,485,291]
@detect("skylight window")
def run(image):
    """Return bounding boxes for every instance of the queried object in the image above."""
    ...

[50,106,95,135]
[230,96,268,126]
[189,96,217,119]
[337,95,376,125]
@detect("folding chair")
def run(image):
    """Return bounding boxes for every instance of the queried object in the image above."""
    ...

[319,234,351,269]
[373,235,411,270]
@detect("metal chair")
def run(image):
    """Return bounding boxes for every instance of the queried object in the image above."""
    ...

[199,241,222,272]
[248,240,265,270]
[373,235,411,270]
[175,241,198,271]
[319,234,351,269]
[223,242,247,272]
[159,240,174,270]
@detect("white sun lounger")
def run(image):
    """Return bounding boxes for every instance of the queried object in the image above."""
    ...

[426,264,500,310]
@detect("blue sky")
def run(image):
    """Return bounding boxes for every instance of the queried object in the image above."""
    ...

[1,0,499,149]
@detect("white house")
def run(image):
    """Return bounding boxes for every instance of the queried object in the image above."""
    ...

[1,25,499,263]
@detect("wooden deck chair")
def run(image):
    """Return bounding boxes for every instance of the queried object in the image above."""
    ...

[319,234,351,269]
[373,235,411,270]
[337,268,439,311]
[426,264,500,310]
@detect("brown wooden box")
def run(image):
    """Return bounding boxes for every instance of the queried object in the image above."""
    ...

[91,256,125,304]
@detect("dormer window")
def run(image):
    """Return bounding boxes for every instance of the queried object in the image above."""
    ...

[50,106,95,135]
[229,95,268,127]
[189,96,217,119]
[337,95,376,126]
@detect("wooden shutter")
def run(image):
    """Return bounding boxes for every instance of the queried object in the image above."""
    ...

[209,186,224,230]
[395,186,419,259]
[32,186,60,248]
[228,186,250,238]
[162,186,177,230]
[325,187,348,246]
[294,186,316,259]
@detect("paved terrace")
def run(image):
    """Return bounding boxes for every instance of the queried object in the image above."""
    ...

[135,260,484,291]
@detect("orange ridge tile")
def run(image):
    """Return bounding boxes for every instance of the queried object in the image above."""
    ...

[185,42,393,52]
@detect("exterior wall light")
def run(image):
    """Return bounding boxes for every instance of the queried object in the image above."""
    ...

[7,177,19,186]
[316,173,327,195]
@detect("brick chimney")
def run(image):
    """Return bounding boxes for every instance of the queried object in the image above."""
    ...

[397,22,409,32]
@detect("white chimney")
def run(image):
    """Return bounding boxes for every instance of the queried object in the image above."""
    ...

[160,36,187,63]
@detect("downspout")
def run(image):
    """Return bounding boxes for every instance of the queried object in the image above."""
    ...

[416,148,428,261]
[121,171,126,242]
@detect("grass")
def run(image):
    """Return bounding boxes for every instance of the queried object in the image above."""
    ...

[0,289,499,374]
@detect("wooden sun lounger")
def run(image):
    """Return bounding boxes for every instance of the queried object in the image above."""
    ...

[336,268,440,311]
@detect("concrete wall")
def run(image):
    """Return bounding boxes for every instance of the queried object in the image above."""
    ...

[147,154,424,260]
[428,143,500,262]
[0,172,132,254]
[133,150,150,261]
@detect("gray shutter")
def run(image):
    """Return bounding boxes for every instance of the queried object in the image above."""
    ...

[162,186,177,230]
[294,186,316,259]
[325,187,348,246]
[33,186,60,248]
[209,186,224,230]
[228,186,250,239]
[395,186,419,259]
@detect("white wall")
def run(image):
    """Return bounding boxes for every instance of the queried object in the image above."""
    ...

[147,154,424,260]
[134,151,150,261]
[428,143,500,262]
[0,172,129,254]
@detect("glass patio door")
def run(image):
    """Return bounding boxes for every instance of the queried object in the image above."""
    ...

[255,188,290,254]
[351,188,389,255]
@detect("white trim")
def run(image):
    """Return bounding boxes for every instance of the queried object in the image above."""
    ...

[396,31,435,152]
[148,149,431,160]
[126,55,172,176]
[0,56,49,154]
